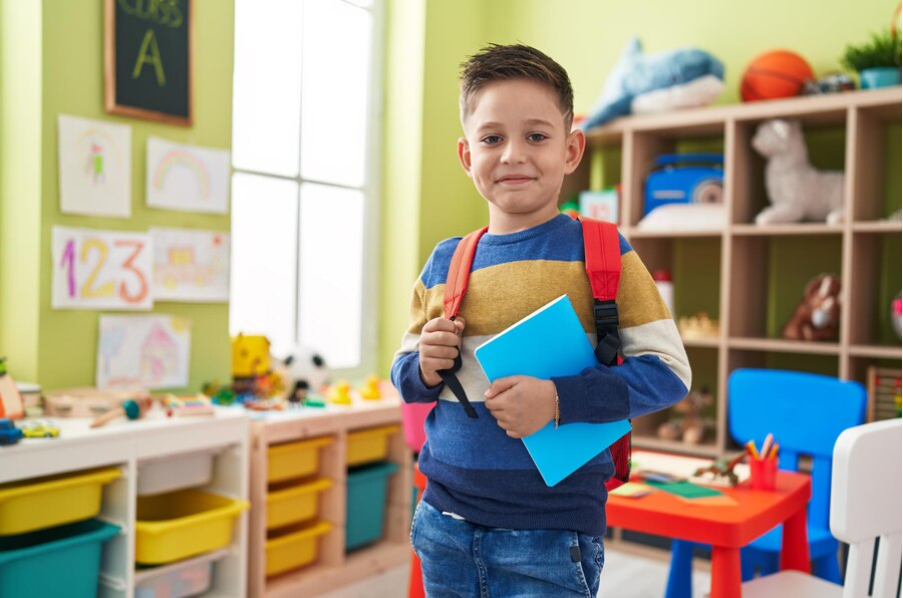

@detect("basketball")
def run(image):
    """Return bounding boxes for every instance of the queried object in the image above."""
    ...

[740,50,815,102]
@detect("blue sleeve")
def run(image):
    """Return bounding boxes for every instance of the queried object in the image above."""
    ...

[391,351,444,405]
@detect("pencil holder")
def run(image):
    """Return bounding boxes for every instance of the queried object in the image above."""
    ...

[749,457,777,490]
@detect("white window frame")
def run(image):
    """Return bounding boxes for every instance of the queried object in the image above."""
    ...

[230,0,384,377]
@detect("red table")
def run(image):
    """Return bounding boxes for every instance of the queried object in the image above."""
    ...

[607,469,811,598]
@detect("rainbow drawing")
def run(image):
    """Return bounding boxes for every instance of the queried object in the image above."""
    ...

[152,149,211,198]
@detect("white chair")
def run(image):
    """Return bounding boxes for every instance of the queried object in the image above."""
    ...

[742,419,902,598]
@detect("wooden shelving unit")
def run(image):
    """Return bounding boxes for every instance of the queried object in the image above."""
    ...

[246,392,411,598]
[565,87,902,458]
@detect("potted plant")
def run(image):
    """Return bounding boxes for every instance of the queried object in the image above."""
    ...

[841,29,902,89]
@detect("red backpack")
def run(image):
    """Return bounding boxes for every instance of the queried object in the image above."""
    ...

[436,216,631,489]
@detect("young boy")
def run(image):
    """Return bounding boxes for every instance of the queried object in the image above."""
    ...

[391,44,691,597]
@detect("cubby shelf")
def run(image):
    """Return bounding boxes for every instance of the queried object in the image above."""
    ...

[246,392,411,598]
[565,87,903,458]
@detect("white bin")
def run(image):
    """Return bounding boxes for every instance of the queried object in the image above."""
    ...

[137,449,219,496]
[135,558,213,598]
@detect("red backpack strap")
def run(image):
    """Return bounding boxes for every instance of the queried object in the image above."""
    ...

[443,227,488,319]
[575,216,631,488]
[437,228,488,419]
[578,217,622,367]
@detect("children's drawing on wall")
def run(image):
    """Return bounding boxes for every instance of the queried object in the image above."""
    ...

[58,114,132,218]
[151,228,231,302]
[97,315,191,390]
[146,137,230,214]
[52,226,153,310]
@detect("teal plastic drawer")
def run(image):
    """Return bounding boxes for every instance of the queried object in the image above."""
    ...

[0,519,120,598]
[345,461,399,551]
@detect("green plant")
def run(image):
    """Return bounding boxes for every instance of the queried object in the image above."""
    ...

[841,30,902,71]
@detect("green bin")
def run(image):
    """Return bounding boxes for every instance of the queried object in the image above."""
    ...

[0,519,120,598]
[345,461,399,551]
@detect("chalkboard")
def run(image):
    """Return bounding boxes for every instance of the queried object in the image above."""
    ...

[104,0,192,126]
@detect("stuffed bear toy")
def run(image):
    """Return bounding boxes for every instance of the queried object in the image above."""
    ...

[752,119,845,225]
[657,387,714,445]
[782,273,842,341]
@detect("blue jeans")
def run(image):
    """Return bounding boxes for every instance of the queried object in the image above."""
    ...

[411,501,604,598]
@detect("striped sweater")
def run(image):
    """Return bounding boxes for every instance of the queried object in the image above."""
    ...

[391,214,691,536]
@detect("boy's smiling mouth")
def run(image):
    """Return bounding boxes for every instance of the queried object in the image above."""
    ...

[497,175,535,185]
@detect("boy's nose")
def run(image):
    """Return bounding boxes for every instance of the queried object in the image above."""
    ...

[500,140,527,164]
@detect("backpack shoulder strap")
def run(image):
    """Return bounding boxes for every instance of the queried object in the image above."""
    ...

[578,217,622,366]
[443,227,488,320]
[438,227,488,419]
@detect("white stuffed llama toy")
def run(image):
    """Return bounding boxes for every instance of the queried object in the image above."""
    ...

[752,119,845,225]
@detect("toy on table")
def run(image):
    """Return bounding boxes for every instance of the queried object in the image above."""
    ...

[90,397,153,429]
[752,119,845,225]
[281,346,331,404]
[359,376,382,400]
[0,357,24,420]
[692,451,748,487]
[161,394,214,417]
[581,37,724,130]
[18,419,61,439]
[231,334,272,396]
[328,381,353,405]
[0,419,23,445]
[782,273,841,342]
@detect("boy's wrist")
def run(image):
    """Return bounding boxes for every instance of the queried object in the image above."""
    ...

[419,365,442,388]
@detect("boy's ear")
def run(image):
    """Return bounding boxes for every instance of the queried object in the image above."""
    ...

[564,129,586,176]
[457,137,473,177]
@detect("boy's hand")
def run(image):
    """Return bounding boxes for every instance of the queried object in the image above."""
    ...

[419,317,466,388]
[484,376,556,438]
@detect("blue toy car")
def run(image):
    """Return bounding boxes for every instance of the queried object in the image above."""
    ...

[0,419,23,445]
[644,153,724,216]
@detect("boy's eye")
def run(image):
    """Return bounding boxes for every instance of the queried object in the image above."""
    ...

[528,133,547,142]
[482,135,502,145]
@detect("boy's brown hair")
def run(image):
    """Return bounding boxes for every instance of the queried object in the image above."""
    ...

[459,44,575,130]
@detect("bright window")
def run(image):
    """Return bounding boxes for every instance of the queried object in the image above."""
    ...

[230,0,382,371]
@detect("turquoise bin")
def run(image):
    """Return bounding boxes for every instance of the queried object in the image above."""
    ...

[0,519,120,598]
[345,461,399,551]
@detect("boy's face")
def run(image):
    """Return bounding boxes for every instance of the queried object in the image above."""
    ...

[458,79,584,221]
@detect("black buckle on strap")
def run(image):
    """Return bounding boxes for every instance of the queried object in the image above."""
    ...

[593,299,621,367]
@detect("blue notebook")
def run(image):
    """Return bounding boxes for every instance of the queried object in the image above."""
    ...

[474,294,631,487]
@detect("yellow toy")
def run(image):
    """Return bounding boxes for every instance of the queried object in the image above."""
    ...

[359,375,381,400]
[328,381,353,405]
[231,334,271,378]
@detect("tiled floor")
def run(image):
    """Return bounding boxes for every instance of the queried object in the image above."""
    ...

[317,547,712,598]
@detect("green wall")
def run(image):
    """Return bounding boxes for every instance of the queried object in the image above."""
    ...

[0,1,42,382]
[378,0,900,373]
[0,0,235,391]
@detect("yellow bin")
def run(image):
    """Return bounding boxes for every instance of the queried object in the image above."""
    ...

[347,425,400,466]
[267,478,332,530]
[268,437,334,483]
[266,521,332,577]
[136,489,249,565]
[0,468,121,536]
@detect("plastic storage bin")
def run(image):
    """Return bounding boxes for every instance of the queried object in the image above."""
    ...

[0,519,120,598]
[135,555,216,598]
[268,437,334,483]
[267,478,333,530]
[345,461,399,550]
[346,425,400,467]
[136,489,249,564]
[265,521,332,577]
[0,467,121,535]
[137,449,218,496]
